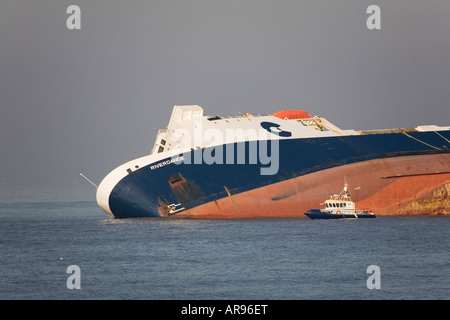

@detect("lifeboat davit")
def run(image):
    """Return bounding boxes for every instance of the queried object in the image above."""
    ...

[272,110,313,120]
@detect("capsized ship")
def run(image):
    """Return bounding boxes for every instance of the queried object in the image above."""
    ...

[96,105,450,219]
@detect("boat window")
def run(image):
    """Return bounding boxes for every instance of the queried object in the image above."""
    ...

[160,139,166,146]
[343,203,346,208]
[158,146,164,153]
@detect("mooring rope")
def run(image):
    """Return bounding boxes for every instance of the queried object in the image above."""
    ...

[434,130,450,144]
[402,132,441,150]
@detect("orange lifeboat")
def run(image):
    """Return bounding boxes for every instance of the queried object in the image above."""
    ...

[272,110,313,119]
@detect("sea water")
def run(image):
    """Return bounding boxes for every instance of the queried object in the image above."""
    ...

[0,184,448,300]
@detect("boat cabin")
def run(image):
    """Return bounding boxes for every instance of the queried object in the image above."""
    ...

[323,199,355,214]
[322,183,356,215]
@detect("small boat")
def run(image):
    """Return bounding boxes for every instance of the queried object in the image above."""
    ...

[305,182,376,219]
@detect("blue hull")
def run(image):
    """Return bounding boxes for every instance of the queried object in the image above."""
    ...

[107,130,450,218]
[304,209,376,219]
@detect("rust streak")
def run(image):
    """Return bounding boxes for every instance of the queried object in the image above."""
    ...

[224,186,241,214]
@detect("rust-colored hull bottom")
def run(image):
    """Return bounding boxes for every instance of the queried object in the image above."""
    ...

[176,154,450,218]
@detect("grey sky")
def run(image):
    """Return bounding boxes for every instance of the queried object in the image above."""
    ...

[1,0,449,185]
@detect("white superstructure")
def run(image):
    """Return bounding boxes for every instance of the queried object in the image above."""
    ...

[150,105,359,156]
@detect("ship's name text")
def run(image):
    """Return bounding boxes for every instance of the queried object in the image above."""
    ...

[150,156,184,170]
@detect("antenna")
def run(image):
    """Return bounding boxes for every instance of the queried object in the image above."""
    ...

[80,173,98,188]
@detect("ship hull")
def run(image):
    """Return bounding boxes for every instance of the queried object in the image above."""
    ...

[97,131,450,219]
[174,153,450,218]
